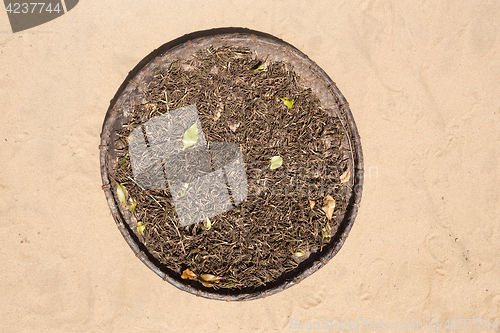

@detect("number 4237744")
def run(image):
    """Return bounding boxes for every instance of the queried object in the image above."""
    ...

[6,3,61,14]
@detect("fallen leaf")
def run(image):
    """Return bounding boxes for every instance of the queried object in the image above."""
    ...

[120,153,129,166]
[203,217,211,231]
[322,195,336,221]
[294,250,305,257]
[280,97,294,109]
[115,181,128,208]
[270,155,283,170]
[214,110,221,121]
[215,102,224,121]
[228,122,240,132]
[200,280,215,288]
[182,122,198,149]
[181,268,198,280]
[309,200,315,209]
[340,168,351,183]
[251,62,267,71]
[137,222,145,236]
[321,227,330,240]
[199,274,222,283]
[179,183,189,198]
[129,197,137,213]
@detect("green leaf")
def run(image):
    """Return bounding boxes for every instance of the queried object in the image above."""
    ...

[280,97,294,109]
[179,183,189,198]
[321,227,330,240]
[182,122,198,149]
[115,181,128,208]
[251,62,267,72]
[129,197,137,214]
[137,222,145,236]
[203,217,211,231]
[294,249,305,257]
[270,155,283,170]
[120,153,129,166]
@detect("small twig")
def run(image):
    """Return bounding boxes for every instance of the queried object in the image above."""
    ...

[160,90,170,112]
[126,176,163,209]
[165,216,186,254]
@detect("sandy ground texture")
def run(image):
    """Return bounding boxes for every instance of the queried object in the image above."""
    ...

[1,0,500,332]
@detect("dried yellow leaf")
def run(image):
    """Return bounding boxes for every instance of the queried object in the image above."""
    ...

[322,195,336,221]
[340,168,351,183]
[309,200,315,209]
[181,268,197,280]
[199,274,222,283]
[214,110,221,121]
[228,122,240,132]
[200,280,215,288]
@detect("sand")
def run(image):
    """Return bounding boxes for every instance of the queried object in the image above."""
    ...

[1,0,499,332]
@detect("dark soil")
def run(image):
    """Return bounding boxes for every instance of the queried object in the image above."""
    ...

[109,46,352,290]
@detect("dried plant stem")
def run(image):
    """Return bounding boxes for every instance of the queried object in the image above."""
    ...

[127,176,164,209]
[165,216,186,254]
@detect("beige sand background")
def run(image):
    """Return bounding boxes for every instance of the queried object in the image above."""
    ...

[1,0,499,332]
